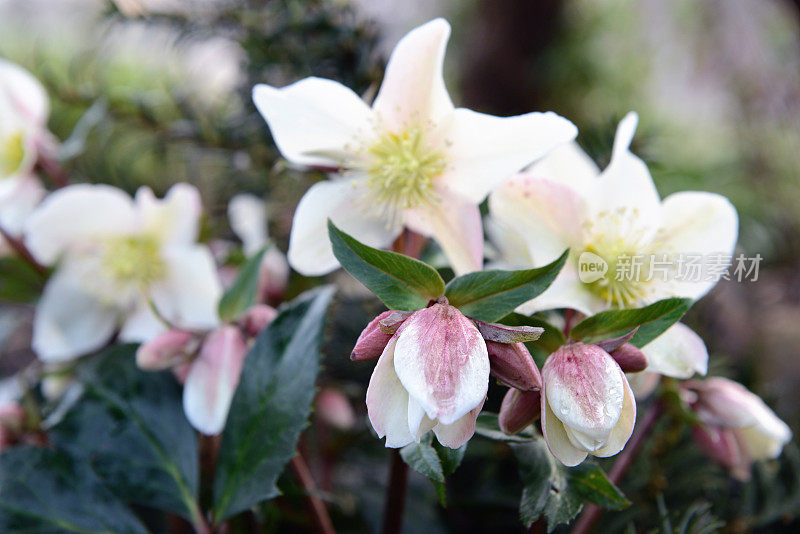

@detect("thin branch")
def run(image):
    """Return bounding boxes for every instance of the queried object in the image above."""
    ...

[381,449,409,534]
[290,454,336,534]
[0,225,47,276]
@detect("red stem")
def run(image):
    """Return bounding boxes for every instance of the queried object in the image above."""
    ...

[290,454,336,534]
[570,402,664,534]
[382,449,409,534]
[0,225,47,275]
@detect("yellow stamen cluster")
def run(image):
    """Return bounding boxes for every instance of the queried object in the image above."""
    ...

[102,235,166,289]
[1,130,25,177]
[366,128,446,211]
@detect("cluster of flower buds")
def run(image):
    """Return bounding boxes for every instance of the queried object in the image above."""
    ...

[0,402,46,451]
[136,303,277,435]
[682,377,792,480]
[499,331,647,466]
[352,297,543,449]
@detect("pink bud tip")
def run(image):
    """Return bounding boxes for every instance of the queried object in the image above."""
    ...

[136,330,195,370]
[499,388,542,434]
[240,304,278,337]
[316,388,356,430]
[351,310,405,361]
[487,341,542,391]
[608,343,648,373]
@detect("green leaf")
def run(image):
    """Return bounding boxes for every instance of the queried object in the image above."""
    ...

[401,437,445,483]
[511,438,628,531]
[0,446,148,534]
[434,440,467,477]
[444,251,568,322]
[218,246,268,321]
[51,345,201,523]
[328,220,444,310]
[500,313,566,355]
[569,297,692,348]
[474,412,536,443]
[0,256,46,303]
[213,286,335,522]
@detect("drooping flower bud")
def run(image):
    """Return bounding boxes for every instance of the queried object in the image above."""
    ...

[499,388,541,435]
[239,304,278,337]
[316,387,356,431]
[486,341,541,391]
[608,343,648,373]
[136,329,195,370]
[691,424,749,480]
[540,343,636,466]
[351,310,410,361]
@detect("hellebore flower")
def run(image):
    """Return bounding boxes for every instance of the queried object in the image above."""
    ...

[685,377,792,480]
[253,18,576,276]
[356,300,542,448]
[488,112,738,314]
[540,343,636,466]
[25,183,221,362]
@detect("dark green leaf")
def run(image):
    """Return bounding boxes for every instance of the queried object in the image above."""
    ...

[569,463,630,509]
[213,286,335,522]
[570,298,692,347]
[444,251,568,322]
[51,345,201,523]
[0,256,46,303]
[433,440,466,477]
[401,437,444,483]
[500,313,566,355]
[328,220,444,310]
[474,413,536,443]
[0,446,148,534]
[218,246,268,321]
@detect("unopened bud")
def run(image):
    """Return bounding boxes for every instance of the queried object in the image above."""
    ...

[351,310,406,361]
[499,388,541,434]
[692,424,749,481]
[136,330,195,370]
[608,343,648,373]
[486,341,541,391]
[316,388,356,430]
[595,328,638,353]
[240,304,278,337]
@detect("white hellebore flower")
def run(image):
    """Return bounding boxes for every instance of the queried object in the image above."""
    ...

[25,183,222,362]
[541,343,636,466]
[366,302,489,449]
[253,18,577,276]
[489,112,738,314]
[687,377,792,480]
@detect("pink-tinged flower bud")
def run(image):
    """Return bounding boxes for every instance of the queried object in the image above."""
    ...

[136,329,195,371]
[239,304,278,337]
[691,424,750,481]
[486,341,541,391]
[0,403,27,451]
[685,377,792,467]
[351,310,406,361]
[366,302,489,449]
[499,388,541,435]
[595,328,638,353]
[540,343,636,466]
[183,326,249,435]
[316,388,356,431]
[259,247,290,305]
[608,343,648,373]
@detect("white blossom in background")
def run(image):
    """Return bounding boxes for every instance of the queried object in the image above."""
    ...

[489,112,738,315]
[540,343,636,466]
[24,183,221,362]
[252,18,576,276]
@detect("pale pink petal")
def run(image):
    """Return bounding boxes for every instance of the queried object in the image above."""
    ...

[366,338,415,448]
[525,141,600,191]
[393,304,489,425]
[440,110,577,204]
[404,188,483,275]
[641,323,708,379]
[183,326,248,435]
[253,78,372,167]
[372,18,453,129]
[516,264,604,316]
[433,401,483,449]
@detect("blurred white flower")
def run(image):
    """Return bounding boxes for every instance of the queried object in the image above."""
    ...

[253,18,576,276]
[540,343,636,466]
[25,182,221,362]
[489,112,738,315]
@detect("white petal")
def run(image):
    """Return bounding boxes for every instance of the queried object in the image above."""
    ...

[611,112,638,160]
[372,18,453,128]
[656,191,738,300]
[0,174,45,236]
[183,326,248,435]
[118,300,167,343]
[253,78,372,166]
[516,264,604,316]
[484,216,534,269]
[525,141,600,191]
[441,109,577,203]
[24,184,138,265]
[489,175,586,267]
[404,189,483,275]
[408,396,437,441]
[150,245,221,330]
[626,371,661,400]
[641,323,708,378]
[32,265,119,362]
[541,394,588,467]
[393,304,489,425]
[594,370,637,457]
[432,402,483,449]
[228,193,268,256]
[0,58,49,125]
[366,338,416,448]
[136,183,202,246]
[287,178,401,276]
[739,415,792,461]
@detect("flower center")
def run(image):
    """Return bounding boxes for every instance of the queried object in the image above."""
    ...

[102,234,166,290]
[366,127,447,211]
[1,130,25,177]
[579,208,653,308]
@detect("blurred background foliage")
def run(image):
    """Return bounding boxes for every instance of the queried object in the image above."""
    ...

[1,0,799,532]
